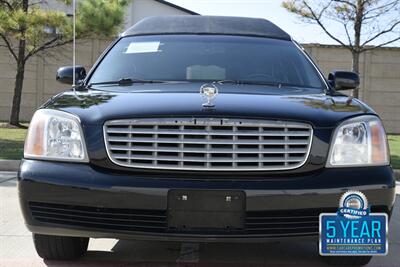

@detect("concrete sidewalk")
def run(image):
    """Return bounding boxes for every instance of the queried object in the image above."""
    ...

[1,172,399,267]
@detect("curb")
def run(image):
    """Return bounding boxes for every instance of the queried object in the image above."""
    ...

[395,169,400,181]
[0,160,20,171]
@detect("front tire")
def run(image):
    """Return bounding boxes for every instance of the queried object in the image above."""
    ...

[33,234,89,260]
[321,256,372,266]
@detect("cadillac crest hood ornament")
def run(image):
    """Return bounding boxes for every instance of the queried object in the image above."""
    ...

[200,83,218,108]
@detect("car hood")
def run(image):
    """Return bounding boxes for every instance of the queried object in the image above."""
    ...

[45,83,374,128]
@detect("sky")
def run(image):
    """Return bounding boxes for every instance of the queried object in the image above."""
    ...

[166,0,400,47]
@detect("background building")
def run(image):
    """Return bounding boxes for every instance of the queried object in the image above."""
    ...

[0,0,398,133]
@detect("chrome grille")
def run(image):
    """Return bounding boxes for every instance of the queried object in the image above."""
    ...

[104,118,313,171]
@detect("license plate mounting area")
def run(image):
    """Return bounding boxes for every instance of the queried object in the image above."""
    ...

[167,190,245,231]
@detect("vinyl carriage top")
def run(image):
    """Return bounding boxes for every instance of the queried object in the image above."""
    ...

[122,15,291,41]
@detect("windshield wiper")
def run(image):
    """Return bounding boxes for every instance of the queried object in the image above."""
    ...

[88,78,164,87]
[216,80,285,87]
[216,80,308,88]
[215,80,243,85]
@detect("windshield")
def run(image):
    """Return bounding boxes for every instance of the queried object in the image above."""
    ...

[89,35,326,91]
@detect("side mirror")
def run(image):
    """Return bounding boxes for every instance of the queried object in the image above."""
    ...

[56,66,86,85]
[328,71,360,91]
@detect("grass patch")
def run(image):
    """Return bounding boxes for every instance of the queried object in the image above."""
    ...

[388,135,400,169]
[0,126,27,160]
[0,125,399,169]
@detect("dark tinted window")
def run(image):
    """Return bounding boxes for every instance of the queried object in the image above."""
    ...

[90,35,325,90]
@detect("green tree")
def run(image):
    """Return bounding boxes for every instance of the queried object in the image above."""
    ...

[0,0,129,126]
[282,0,400,98]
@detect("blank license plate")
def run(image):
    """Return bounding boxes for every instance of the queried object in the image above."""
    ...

[168,190,245,231]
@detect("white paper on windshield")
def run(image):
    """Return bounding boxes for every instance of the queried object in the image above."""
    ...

[125,41,160,54]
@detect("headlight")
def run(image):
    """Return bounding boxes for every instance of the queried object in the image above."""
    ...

[24,109,88,162]
[326,115,389,167]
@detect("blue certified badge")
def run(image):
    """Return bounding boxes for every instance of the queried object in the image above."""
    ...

[319,191,388,256]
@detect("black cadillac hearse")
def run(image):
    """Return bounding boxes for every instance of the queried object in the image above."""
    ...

[19,16,395,265]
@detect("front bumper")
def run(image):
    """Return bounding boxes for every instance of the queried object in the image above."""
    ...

[18,159,396,242]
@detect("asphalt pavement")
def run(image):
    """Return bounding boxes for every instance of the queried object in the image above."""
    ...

[1,171,399,267]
